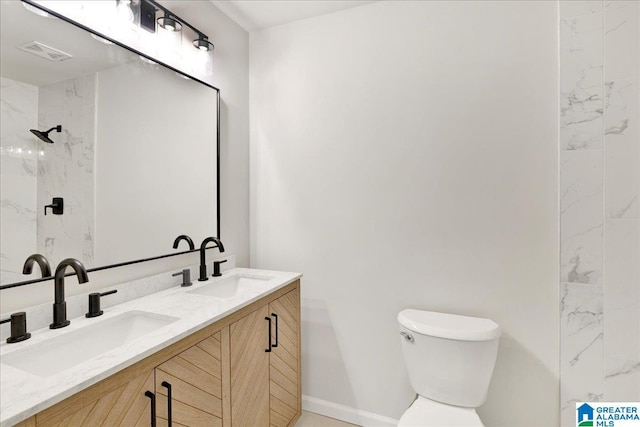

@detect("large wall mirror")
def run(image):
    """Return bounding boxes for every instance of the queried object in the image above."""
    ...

[0,1,219,285]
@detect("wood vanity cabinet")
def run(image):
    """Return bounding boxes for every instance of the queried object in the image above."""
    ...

[229,288,300,427]
[35,370,156,426]
[268,289,300,426]
[155,332,224,426]
[28,280,300,427]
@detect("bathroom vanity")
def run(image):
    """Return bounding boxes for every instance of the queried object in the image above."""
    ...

[0,269,301,427]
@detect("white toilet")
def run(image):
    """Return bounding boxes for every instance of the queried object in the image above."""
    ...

[397,309,501,426]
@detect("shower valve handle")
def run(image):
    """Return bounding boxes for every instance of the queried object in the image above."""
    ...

[44,198,64,215]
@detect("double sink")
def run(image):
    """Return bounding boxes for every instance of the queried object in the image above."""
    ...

[1,273,273,378]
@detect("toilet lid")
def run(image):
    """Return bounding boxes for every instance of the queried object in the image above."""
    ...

[398,309,500,341]
[398,397,485,427]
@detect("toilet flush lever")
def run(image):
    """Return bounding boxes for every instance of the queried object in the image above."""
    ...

[400,331,414,342]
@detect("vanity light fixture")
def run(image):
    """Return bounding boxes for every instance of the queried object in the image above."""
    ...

[144,0,215,54]
[157,12,181,32]
[193,34,214,52]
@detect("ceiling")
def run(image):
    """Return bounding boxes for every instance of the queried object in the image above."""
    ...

[209,0,376,32]
[0,1,137,87]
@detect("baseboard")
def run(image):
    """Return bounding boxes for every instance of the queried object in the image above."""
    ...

[302,395,399,427]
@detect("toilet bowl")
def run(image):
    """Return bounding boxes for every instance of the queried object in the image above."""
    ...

[399,396,483,427]
[397,309,501,427]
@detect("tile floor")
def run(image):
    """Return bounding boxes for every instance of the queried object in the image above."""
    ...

[296,411,360,427]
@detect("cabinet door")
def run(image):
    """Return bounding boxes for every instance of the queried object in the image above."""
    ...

[155,332,223,427]
[13,416,35,427]
[36,370,155,426]
[229,304,270,426]
[269,289,300,427]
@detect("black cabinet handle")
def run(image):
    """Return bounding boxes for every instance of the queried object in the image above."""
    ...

[271,313,279,348]
[265,316,272,352]
[161,381,172,427]
[145,391,156,427]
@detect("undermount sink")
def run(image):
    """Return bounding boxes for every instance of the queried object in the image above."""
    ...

[188,274,273,298]
[2,311,178,377]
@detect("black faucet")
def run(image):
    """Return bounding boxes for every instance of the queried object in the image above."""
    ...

[198,237,225,281]
[22,254,52,278]
[51,258,89,329]
[213,259,227,277]
[0,312,31,343]
[173,234,195,250]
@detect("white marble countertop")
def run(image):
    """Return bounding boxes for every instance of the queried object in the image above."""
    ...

[0,268,301,427]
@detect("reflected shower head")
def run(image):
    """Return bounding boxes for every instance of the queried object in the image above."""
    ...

[30,125,61,143]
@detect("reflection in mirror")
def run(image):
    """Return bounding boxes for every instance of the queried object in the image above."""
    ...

[0,1,218,285]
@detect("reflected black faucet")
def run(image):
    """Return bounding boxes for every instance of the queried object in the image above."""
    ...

[51,258,89,329]
[199,237,224,281]
[22,254,52,278]
[173,235,195,251]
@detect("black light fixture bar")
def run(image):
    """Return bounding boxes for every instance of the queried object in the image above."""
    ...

[146,0,207,39]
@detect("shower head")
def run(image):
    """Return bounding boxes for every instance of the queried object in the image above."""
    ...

[30,125,62,144]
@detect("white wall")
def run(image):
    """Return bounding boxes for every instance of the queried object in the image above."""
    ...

[1,1,249,313]
[250,1,559,425]
[165,1,251,268]
[95,62,216,266]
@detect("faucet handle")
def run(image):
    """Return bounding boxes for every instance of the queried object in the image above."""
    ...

[0,312,31,343]
[212,259,228,277]
[172,269,192,287]
[86,290,117,318]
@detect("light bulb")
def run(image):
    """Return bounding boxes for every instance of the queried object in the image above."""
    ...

[116,1,134,23]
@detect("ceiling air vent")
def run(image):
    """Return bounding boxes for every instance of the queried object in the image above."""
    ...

[16,41,72,62]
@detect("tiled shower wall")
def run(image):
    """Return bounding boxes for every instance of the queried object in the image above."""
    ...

[36,74,96,267]
[0,77,38,284]
[0,74,95,283]
[560,1,639,425]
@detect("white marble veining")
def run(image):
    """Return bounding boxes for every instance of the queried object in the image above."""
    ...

[1,73,97,283]
[36,74,96,268]
[560,12,604,151]
[0,77,39,285]
[560,150,603,285]
[604,219,640,361]
[0,266,301,426]
[559,1,639,424]
[560,283,604,426]
[604,1,639,82]
[560,1,603,20]
[605,80,639,218]
[605,358,640,401]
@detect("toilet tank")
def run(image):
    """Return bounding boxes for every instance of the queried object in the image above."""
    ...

[398,309,501,408]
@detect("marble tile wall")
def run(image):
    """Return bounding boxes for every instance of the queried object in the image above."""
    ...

[560,1,640,425]
[0,77,39,284]
[36,74,96,268]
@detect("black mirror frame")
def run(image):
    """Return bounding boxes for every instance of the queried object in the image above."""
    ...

[1,1,221,291]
